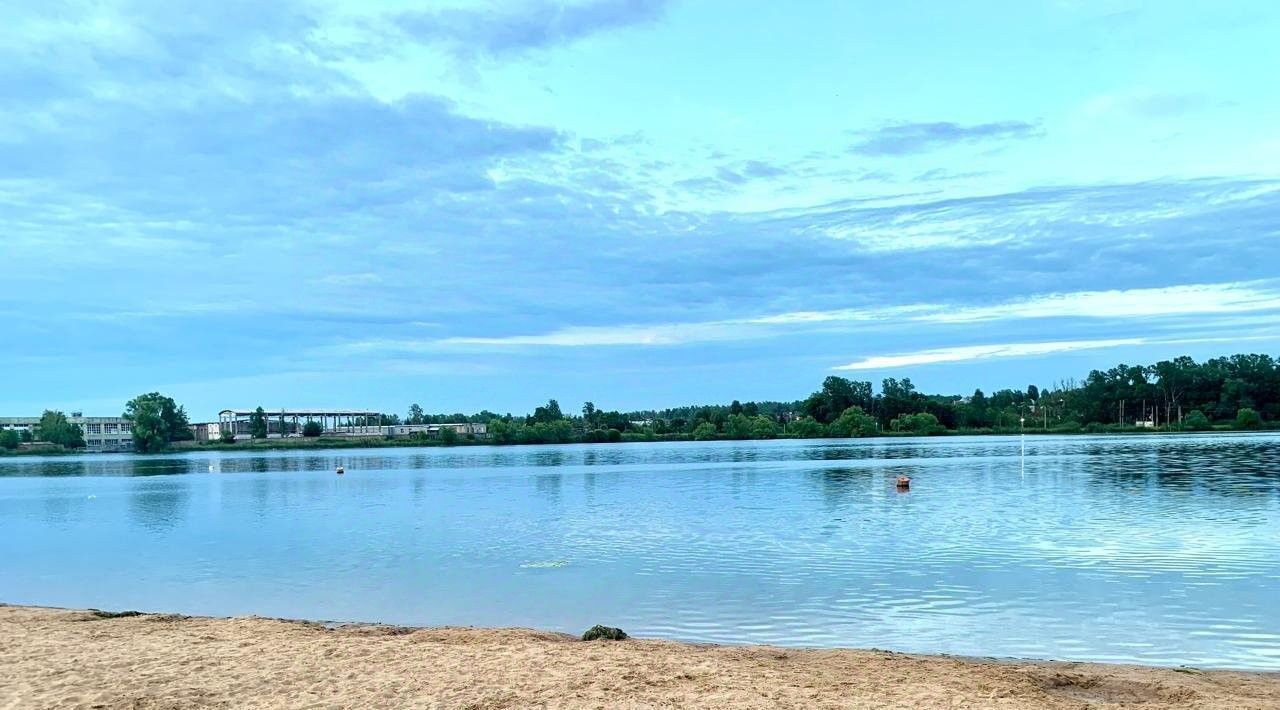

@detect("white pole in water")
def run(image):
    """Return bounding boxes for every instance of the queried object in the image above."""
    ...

[1020,417,1026,477]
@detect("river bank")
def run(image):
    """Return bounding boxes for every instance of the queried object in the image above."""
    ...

[2,605,1277,709]
[5,424,1267,459]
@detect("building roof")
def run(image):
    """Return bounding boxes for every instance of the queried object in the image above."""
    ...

[1,416,128,424]
[218,409,379,417]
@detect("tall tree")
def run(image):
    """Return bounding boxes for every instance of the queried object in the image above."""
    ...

[530,399,563,424]
[878,377,920,424]
[802,376,872,423]
[124,392,193,453]
[249,407,268,439]
[724,413,753,439]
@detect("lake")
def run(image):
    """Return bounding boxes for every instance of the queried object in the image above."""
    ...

[2,434,1278,669]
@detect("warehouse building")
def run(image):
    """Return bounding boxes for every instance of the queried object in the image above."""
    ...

[202,410,488,441]
[210,409,382,441]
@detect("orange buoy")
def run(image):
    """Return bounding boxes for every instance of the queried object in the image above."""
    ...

[895,475,911,490]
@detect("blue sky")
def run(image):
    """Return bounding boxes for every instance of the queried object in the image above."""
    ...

[3,0,1279,420]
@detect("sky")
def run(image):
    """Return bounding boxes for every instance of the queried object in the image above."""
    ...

[2,0,1279,420]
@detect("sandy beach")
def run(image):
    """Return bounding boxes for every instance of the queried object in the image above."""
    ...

[2,605,1278,709]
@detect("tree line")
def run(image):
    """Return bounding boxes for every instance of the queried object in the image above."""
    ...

[5,352,1275,454]
[390,352,1278,443]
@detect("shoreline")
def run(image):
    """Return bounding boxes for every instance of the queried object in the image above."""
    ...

[3,604,1277,709]
[4,427,1272,460]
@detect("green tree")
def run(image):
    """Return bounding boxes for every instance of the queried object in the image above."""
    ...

[520,419,572,444]
[123,392,193,453]
[1182,409,1212,431]
[1234,407,1263,430]
[879,378,921,424]
[1152,356,1196,425]
[249,407,268,439]
[803,376,873,424]
[440,427,459,445]
[966,389,990,428]
[407,404,424,425]
[724,413,754,439]
[302,421,323,437]
[35,411,85,448]
[691,422,718,441]
[0,430,20,450]
[784,416,825,438]
[890,412,946,435]
[827,406,878,438]
[750,414,778,439]
[127,401,168,452]
[530,399,563,424]
[219,428,237,443]
[487,418,519,444]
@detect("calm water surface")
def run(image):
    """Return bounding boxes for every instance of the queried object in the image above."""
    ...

[2,434,1278,669]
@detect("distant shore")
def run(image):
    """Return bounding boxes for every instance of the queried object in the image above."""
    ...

[2,604,1276,709]
[5,425,1271,458]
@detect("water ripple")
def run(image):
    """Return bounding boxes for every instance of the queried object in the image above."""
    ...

[1,434,1278,669]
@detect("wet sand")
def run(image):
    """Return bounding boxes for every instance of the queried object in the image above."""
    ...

[2,604,1277,709]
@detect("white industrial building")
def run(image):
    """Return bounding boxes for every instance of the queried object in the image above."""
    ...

[0,414,134,452]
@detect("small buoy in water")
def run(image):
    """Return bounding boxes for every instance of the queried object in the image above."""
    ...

[336,465,345,475]
[895,476,911,490]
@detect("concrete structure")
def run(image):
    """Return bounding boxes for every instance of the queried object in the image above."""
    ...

[214,409,381,441]
[0,414,134,452]
[200,412,490,442]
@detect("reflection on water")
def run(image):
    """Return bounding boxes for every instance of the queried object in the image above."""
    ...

[534,473,563,503]
[1,434,1278,669]
[129,481,190,532]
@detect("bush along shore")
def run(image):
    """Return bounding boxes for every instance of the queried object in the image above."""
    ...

[6,352,1278,456]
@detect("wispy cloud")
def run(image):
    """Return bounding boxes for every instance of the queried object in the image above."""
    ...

[313,272,384,287]
[311,281,1280,355]
[832,338,1145,371]
[924,282,1280,323]
[395,0,672,57]
[1081,90,1231,119]
[831,332,1280,372]
[847,121,1042,156]
[3,0,1279,416]
[327,321,760,354]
